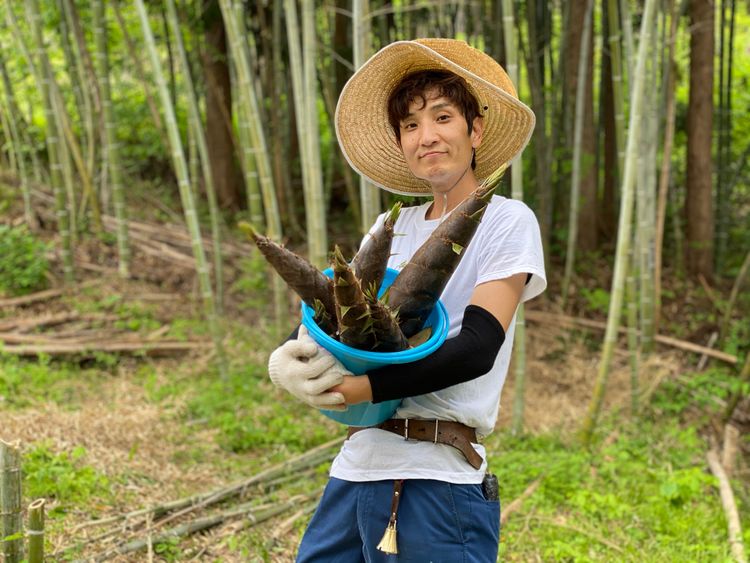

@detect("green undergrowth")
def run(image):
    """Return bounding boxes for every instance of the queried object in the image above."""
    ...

[0,354,105,408]
[2,298,747,560]
[184,358,339,459]
[489,414,741,562]
[24,443,112,518]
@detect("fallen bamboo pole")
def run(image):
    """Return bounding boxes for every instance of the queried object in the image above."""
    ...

[500,476,543,525]
[525,310,738,365]
[152,446,336,529]
[0,440,23,563]
[0,279,103,309]
[707,449,747,563]
[27,499,45,563]
[0,340,211,357]
[93,496,306,562]
[0,288,65,308]
[69,436,343,535]
[0,311,80,332]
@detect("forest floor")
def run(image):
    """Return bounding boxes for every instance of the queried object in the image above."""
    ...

[1,189,749,562]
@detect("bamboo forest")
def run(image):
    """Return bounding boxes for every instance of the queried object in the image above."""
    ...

[1,0,749,561]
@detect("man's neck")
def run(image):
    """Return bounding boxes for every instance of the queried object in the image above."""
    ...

[425,175,479,220]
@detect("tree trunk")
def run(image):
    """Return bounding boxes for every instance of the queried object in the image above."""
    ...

[524,0,552,269]
[600,0,617,242]
[203,0,241,210]
[565,0,597,251]
[686,0,714,279]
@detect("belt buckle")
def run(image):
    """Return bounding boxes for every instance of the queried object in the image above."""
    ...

[433,419,439,444]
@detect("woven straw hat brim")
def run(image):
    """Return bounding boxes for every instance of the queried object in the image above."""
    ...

[335,39,536,197]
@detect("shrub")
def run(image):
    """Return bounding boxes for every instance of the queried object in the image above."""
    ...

[0,224,49,296]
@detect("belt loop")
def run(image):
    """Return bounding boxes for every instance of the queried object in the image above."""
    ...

[433,419,439,444]
[404,419,409,440]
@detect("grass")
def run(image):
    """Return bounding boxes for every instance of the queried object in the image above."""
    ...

[1,290,748,560]
[491,420,733,561]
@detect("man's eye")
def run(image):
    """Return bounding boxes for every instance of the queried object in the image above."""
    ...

[402,122,416,130]
[437,114,450,121]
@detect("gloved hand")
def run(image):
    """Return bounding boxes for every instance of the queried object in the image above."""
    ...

[268,325,351,411]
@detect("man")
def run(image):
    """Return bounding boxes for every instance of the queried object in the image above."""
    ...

[268,39,546,561]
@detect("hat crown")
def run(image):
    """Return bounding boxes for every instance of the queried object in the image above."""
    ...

[412,39,518,99]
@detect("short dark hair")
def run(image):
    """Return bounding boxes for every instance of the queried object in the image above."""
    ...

[386,70,483,146]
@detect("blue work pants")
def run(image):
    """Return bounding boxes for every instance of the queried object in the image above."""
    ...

[297,477,500,562]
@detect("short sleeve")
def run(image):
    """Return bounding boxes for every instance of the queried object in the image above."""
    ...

[475,199,547,303]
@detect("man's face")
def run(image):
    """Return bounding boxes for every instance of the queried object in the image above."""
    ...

[397,89,483,193]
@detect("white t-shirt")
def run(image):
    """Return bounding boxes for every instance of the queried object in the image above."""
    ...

[330,195,547,484]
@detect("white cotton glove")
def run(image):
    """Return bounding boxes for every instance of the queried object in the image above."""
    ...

[268,325,351,411]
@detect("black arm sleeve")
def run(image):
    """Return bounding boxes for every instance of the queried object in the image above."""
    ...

[368,304,506,403]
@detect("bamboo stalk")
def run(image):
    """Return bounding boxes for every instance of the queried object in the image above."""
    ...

[654,1,679,334]
[231,2,264,230]
[707,449,747,563]
[110,1,170,152]
[636,18,658,354]
[219,0,286,334]
[719,251,750,344]
[561,0,594,308]
[722,354,750,426]
[0,440,23,563]
[283,0,328,265]
[626,245,640,413]
[0,47,34,228]
[135,0,226,377]
[501,0,527,436]
[27,499,45,563]
[93,0,130,278]
[60,0,95,176]
[45,52,101,236]
[12,1,74,282]
[165,0,224,312]
[580,0,658,446]
[353,0,381,235]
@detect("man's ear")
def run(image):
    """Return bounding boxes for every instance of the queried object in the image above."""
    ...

[471,116,484,148]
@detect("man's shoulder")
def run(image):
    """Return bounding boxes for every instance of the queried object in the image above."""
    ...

[485,195,537,224]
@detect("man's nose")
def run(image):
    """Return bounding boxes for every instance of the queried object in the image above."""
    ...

[419,122,439,145]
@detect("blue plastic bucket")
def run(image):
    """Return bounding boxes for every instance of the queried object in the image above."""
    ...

[301,268,449,427]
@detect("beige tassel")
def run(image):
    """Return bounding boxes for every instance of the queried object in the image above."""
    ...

[377,520,398,554]
[377,480,403,555]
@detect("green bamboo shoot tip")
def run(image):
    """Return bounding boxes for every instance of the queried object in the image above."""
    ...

[388,201,403,222]
[237,221,260,239]
[481,165,507,192]
[332,245,347,265]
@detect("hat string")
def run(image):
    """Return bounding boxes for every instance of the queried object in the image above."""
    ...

[438,148,476,222]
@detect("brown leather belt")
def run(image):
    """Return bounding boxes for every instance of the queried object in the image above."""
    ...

[347,419,484,470]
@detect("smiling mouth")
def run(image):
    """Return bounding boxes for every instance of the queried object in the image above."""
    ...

[420,151,445,158]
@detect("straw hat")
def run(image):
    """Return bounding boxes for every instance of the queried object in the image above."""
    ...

[335,38,536,196]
